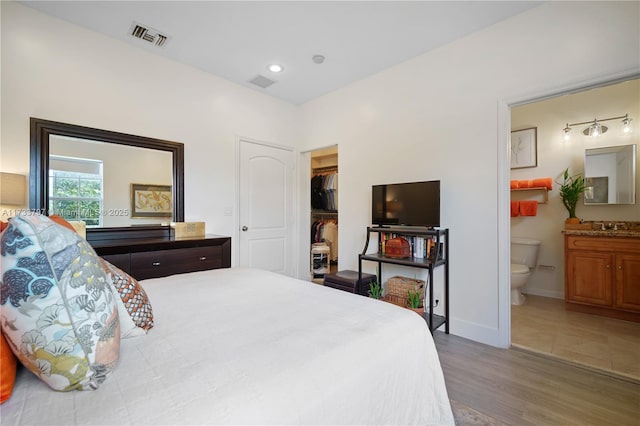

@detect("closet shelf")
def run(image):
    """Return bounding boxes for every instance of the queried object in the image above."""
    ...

[511,187,549,204]
[312,209,338,216]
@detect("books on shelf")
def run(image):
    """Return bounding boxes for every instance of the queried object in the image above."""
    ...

[377,232,442,260]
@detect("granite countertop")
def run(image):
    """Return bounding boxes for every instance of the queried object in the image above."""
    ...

[563,221,640,238]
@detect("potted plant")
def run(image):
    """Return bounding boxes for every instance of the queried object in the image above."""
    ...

[407,290,424,316]
[557,168,585,224]
[368,279,383,300]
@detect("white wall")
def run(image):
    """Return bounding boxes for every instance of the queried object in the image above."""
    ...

[511,80,640,300]
[1,2,300,264]
[299,1,640,345]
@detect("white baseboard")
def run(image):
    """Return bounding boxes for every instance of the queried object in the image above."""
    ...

[523,288,563,300]
[448,317,505,348]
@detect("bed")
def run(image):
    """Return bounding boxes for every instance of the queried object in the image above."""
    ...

[1,266,453,425]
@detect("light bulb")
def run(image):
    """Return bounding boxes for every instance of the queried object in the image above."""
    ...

[588,121,602,137]
[563,124,571,141]
[622,116,632,134]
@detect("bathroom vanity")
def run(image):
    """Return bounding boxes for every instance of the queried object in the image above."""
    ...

[564,222,640,323]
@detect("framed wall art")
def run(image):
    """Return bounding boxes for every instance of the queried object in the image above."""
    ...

[131,183,173,218]
[510,127,537,169]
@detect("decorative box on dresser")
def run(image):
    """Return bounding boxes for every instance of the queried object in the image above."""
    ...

[564,224,640,323]
[88,226,231,280]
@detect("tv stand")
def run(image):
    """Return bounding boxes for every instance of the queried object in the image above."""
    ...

[358,226,449,334]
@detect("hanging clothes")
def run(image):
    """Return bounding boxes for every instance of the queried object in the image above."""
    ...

[311,219,338,261]
[311,171,338,211]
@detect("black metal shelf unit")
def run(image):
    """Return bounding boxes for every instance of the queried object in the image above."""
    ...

[358,226,449,334]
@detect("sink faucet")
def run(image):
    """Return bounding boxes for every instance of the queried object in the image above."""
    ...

[614,222,627,231]
[594,222,606,231]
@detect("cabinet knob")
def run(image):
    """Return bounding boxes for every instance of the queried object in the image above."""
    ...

[606,265,610,269]
[152,262,161,266]
[618,266,622,270]
[199,256,207,261]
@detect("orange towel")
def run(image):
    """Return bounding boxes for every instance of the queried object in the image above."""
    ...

[510,180,519,189]
[518,179,534,188]
[519,200,538,216]
[511,201,520,217]
[532,177,553,190]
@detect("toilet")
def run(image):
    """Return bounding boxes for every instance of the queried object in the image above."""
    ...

[510,237,541,305]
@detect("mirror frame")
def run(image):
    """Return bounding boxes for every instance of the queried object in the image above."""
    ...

[30,117,184,235]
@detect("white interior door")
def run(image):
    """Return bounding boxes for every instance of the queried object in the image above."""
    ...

[239,139,295,276]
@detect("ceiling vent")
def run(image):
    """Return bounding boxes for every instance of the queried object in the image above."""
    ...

[248,75,276,89]
[130,22,169,47]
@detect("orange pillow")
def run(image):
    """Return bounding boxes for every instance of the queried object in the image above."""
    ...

[0,332,17,404]
[48,215,77,233]
[0,221,8,232]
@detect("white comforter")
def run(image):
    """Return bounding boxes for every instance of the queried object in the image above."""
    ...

[1,267,454,425]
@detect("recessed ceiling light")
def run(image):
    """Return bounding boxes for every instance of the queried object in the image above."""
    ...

[267,64,284,73]
[312,54,325,64]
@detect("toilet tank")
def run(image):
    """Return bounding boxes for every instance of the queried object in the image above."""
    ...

[511,237,541,268]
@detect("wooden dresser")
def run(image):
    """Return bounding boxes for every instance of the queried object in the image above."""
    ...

[564,231,640,322]
[88,227,231,280]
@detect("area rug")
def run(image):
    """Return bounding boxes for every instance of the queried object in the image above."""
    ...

[450,399,505,425]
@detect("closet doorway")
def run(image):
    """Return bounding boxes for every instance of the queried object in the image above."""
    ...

[310,146,339,284]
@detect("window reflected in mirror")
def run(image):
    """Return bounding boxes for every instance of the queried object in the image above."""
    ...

[584,144,636,205]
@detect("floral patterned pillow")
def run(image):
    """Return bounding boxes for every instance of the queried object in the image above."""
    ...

[0,214,120,391]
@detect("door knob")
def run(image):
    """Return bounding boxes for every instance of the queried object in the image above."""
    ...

[242,226,248,231]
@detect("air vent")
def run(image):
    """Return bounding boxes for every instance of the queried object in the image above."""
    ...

[130,22,169,47]
[248,75,276,89]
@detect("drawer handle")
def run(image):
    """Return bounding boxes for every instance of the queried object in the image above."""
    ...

[199,256,207,261]
[152,262,161,266]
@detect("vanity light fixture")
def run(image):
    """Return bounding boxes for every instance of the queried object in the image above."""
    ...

[267,64,284,73]
[622,115,633,133]
[561,113,632,141]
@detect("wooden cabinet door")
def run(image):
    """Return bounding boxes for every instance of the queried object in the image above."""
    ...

[615,254,640,312]
[566,251,613,306]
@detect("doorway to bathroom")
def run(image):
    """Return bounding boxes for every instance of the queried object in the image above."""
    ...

[508,77,640,382]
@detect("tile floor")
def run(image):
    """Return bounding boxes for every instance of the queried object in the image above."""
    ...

[511,294,640,383]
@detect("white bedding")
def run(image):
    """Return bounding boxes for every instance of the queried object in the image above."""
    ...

[1,267,454,425]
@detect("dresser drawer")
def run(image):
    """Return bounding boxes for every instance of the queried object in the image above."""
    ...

[102,253,131,274]
[131,246,222,280]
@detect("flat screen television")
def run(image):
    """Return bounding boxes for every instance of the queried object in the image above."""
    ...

[372,180,440,228]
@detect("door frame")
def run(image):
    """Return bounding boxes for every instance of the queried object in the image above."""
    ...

[298,144,339,281]
[235,135,298,276]
[496,69,640,348]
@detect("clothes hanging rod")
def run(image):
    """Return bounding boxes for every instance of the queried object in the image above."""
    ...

[313,165,338,172]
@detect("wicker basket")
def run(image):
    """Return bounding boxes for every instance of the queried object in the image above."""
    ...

[383,293,410,308]
[387,276,425,298]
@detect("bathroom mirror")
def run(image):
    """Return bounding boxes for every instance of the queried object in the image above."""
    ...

[584,144,636,205]
[30,117,184,235]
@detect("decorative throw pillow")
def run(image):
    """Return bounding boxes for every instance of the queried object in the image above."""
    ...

[0,332,17,404]
[0,221,8,233]
[0,214,120,391]
[100,259,154,333]
[47,215,77,233]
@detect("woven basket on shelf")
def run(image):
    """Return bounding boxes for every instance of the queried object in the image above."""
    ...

[387,276,425,298]
[383,293,410,308]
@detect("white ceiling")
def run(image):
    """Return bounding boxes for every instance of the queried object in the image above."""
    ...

[20,1,542,105]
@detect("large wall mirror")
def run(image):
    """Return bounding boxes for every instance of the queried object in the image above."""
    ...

[584,144,636,205]
[30,118,184,237]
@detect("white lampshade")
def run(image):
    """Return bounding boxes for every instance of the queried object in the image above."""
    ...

[0,172,27,206]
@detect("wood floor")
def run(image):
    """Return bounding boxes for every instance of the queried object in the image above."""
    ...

[512,295,640,382]
[433,332,640,426]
